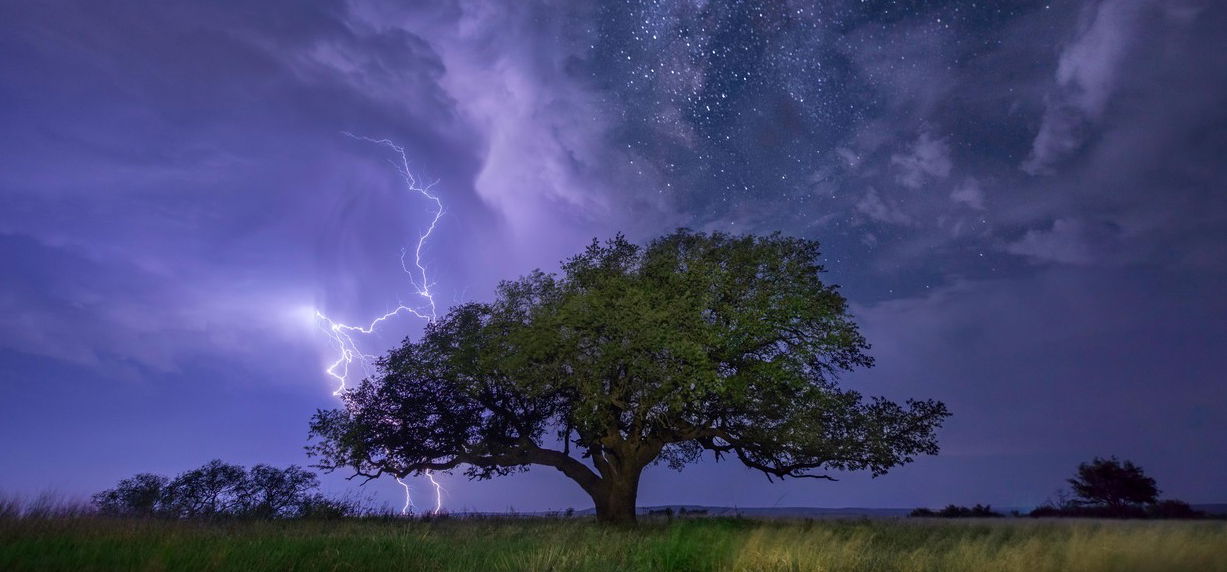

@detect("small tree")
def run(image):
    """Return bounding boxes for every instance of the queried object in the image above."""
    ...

[310,231,950,524]
[242,465,320,518]
[163,459,248,518]
[1068,456,1158,511]
[92,473,169,516]
[94,461,330,519]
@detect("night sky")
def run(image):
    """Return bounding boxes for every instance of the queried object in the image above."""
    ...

[3,0,1225,512]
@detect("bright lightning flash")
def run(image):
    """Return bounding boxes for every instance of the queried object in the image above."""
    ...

[315,134,446,516]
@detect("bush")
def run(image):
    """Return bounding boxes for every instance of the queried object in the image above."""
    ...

[1148,499,1203,519]
[1027,499,1202,519]
[909,504,1002,518]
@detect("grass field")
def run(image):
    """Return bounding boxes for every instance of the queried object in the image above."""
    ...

[2,516,1225,571]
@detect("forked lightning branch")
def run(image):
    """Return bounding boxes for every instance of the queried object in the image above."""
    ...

[314,134,445,515]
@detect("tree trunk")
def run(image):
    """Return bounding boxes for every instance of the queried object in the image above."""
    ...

[590,469,642,525]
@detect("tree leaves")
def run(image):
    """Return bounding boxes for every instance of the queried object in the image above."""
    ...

[308,230,950,516]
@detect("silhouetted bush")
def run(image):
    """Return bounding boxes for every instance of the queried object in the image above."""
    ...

[1027,505,1064,518]
[909,504,1002,518]
[1028,504,1147,519]
[1147,499,1203,519]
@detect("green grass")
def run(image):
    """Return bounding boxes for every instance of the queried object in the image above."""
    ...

[2,516,1225,571]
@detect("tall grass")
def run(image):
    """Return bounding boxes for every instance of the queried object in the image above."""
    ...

[0,492,92,520]
[1,514,1224,571]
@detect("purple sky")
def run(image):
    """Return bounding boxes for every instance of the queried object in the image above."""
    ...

[2,0,1225,512]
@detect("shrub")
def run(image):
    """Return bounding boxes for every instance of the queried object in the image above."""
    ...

[910,504,1002,518]
[1148,499,1204,519]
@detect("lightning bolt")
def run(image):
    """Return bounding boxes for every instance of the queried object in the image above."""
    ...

[314,133,446,516]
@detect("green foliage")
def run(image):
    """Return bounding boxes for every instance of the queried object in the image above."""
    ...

[3,517,1227,571]
[310,230,950,522]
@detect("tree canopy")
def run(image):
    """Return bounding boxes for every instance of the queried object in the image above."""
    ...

[309,230,950,523]
[1068,456,1159,510]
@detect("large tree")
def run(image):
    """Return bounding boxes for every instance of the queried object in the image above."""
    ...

[309,231,949,524]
